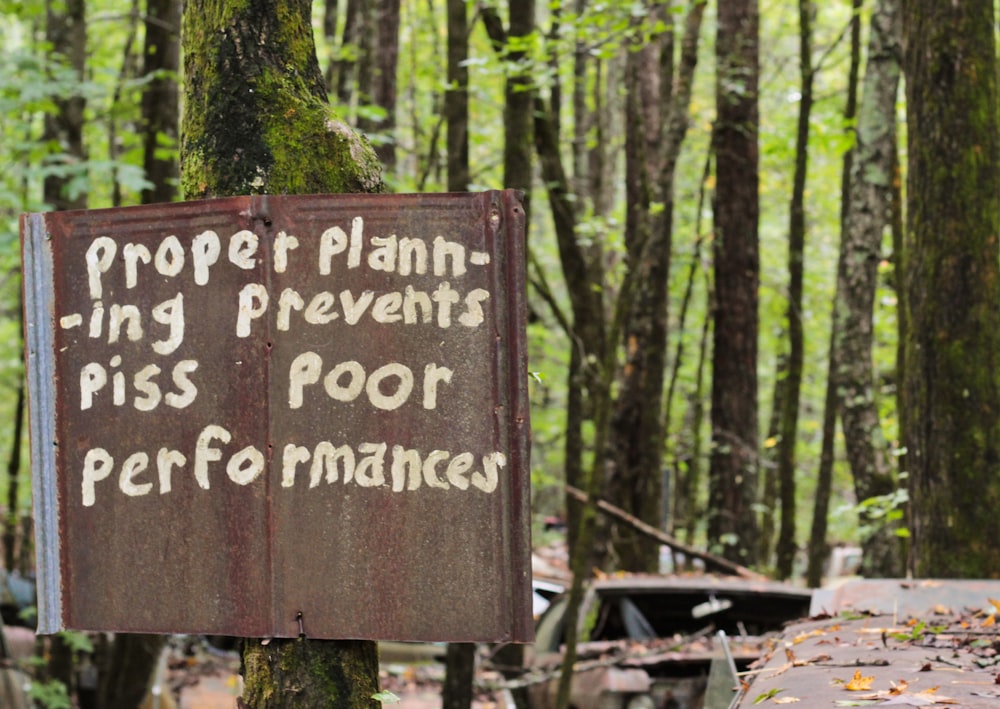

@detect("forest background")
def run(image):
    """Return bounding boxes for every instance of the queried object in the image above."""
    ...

[0,0,995,616]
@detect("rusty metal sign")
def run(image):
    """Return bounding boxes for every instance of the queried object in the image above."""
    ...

[22,191,532,641]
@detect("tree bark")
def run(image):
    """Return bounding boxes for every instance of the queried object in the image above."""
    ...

[43,0,87,211]
[180,0,383,704]
[901,0,1000,577]
[709,0,760,566]
[504,0,535,226]
[607,11,671,573]
[838,0,903,577]
[357,0,400,169]
[773,0,814,581]
[445,0,469,191]
[181,0,381,199]
[608,0,705,572]
[806,0,862,590]
[441,644,475,709]
[140,0,181,204]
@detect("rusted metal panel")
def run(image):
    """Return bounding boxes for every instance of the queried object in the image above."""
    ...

[811,578,1000,618]
[21,191,532,641]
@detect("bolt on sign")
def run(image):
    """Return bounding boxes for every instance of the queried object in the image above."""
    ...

[21,191,532,642]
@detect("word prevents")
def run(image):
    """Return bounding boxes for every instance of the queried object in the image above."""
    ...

[84,218,491,297]
[80,425,504,506]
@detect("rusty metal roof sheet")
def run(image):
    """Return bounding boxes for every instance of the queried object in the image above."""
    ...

[22,191,532,642]
[734,580,1000,708]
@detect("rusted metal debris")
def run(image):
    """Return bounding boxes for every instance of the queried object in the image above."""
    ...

[734,579,1000,708]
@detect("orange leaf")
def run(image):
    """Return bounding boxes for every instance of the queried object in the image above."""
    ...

[889,679,909,696]
[844,670,875,691]
[989,598,1000,614]
[984,614,996,627]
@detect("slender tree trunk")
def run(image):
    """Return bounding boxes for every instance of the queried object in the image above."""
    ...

[666,149,712,544]
[607,11,671,573]
[338,0,365,109]
[901,0,1000,577]
[441,0,474,700]
[140,0,180,204]
[322,0,341,90]
[4,348,24,574]
[43,0,87,212]
[95,634,163,708]
[757,352,786,570]
[357,0,400,169]
[504,0,534,209]
[709,0,760,566]
[773,0,814,581]
[608,0,705,572]
[806,0,862,590]
[838,0,903,577]
[441,644,475,709]
[109,0,140,207]
[445,0,469,191]
[181,0,382,704]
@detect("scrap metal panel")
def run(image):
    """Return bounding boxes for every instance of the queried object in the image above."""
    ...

[21,191,532,641]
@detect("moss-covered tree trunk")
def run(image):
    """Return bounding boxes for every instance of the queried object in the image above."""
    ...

[181,0,380,199]
[901,0,1000,578]
[180,0,382,705]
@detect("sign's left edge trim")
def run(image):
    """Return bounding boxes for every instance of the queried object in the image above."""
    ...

[22,212,63,634]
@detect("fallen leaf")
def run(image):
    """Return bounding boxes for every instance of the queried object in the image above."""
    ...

[889,679,909,695]
[845,670,876,691]
[984,614,996,628]
[792,628,825,644]
[989,598,1000,614]
[774,698,800,704]
[805,653,832,664]
[753,688,784,704]
[875,696,935,706]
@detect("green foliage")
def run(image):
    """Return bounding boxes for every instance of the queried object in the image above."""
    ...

[0,0,915,589]
[27,680,71,709]
[835,485,910,540]
[372,690,401,704]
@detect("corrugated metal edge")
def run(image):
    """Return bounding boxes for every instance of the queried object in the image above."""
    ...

[495,189,534,642]
[21,213,63,634]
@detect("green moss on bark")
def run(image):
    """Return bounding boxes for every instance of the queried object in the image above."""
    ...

[180,0,382,198]
[241,639,380,708]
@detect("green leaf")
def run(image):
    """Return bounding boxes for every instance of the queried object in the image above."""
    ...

[372,690,401,704]
[754,687,783,704]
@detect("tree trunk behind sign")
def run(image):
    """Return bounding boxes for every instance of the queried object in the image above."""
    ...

[179,0,383,706]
